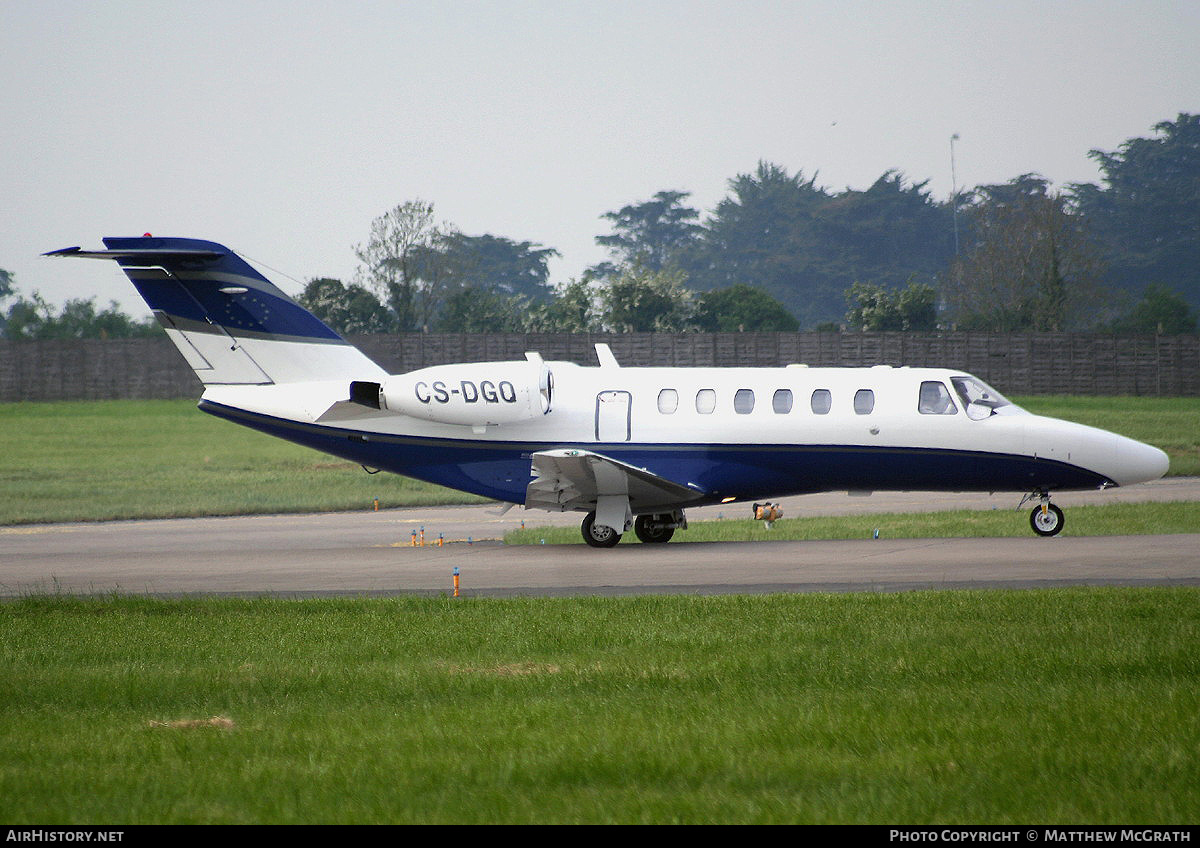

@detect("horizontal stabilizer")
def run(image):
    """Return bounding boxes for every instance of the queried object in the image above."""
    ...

[43,246,224,262]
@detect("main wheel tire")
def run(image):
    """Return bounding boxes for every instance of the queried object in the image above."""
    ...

[1030,503,1065,537]
[582,511,622,548]
[634,514,675,544]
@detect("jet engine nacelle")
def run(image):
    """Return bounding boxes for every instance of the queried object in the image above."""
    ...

[365,361,553,426]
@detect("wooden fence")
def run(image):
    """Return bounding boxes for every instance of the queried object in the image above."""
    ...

[2,332,1197,402]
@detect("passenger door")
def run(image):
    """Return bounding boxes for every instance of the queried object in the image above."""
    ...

[595,391,632,442]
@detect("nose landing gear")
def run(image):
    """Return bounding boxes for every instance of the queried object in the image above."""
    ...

[1023,492,1065,537]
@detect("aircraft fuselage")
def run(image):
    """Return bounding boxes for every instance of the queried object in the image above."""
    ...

[198,361,1168,510]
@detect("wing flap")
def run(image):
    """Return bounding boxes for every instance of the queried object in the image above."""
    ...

[526,449,704,513]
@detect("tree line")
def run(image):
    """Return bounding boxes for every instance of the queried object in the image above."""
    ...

[4,113,1197,339]
[0,270,159,340]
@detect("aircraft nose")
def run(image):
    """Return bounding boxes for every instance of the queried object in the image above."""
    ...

[1112,435,1170,486]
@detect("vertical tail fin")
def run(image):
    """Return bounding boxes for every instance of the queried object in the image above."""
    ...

[46,236,386,385]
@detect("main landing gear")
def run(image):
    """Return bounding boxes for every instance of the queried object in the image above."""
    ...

[1023,492,1065,537]
[580,510,687,548]
[581,511,622,548]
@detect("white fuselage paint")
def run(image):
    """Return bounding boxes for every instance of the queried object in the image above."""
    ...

[202,361,1169,496]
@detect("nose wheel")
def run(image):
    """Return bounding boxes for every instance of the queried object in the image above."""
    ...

[1029,502,1065,537]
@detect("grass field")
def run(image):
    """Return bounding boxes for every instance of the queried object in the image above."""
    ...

[0,399,486,525]
[505,501,1200,545]
[1,590,1196,824]
[0,396,1195,525]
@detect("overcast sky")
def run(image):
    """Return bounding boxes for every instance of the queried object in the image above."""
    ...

[2,0,1197,317]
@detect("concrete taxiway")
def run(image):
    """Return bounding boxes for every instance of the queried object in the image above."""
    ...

[3,477,1198,598]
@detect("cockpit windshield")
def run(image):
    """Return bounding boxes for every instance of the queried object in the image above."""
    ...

[951,376,1019,419]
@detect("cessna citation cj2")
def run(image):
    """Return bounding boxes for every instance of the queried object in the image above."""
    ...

[48,237,1170,547]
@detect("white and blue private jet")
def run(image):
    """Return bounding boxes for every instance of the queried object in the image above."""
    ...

[47,236,1170,547]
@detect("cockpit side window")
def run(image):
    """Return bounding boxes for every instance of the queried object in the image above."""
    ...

[918,381,958,415]
[951,376,1012,419]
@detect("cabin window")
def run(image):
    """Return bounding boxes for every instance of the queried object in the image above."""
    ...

[658,388,679,414]
[734,389,755,414]
[854,389,875,415]
[810,389,832,415]
[695,388,716,414]
[918,381,957,415]
[772,389,793,414]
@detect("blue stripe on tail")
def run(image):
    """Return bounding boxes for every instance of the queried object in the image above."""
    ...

[101,236,342,343]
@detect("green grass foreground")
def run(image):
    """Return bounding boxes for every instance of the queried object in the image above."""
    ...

[0,399,485,524]
[0,395,1195,525]
[1,590,1196,824]
[506,501,1200,545]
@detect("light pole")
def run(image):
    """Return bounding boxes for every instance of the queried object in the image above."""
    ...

[950,133,961,255]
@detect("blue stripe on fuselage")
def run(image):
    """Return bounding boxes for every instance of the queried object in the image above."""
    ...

[198,400,1116,507]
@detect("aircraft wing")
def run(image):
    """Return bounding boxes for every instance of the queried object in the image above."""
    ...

[526,449,706,513]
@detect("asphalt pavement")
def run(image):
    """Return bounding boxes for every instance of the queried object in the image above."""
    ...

[3,477,1196,598]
